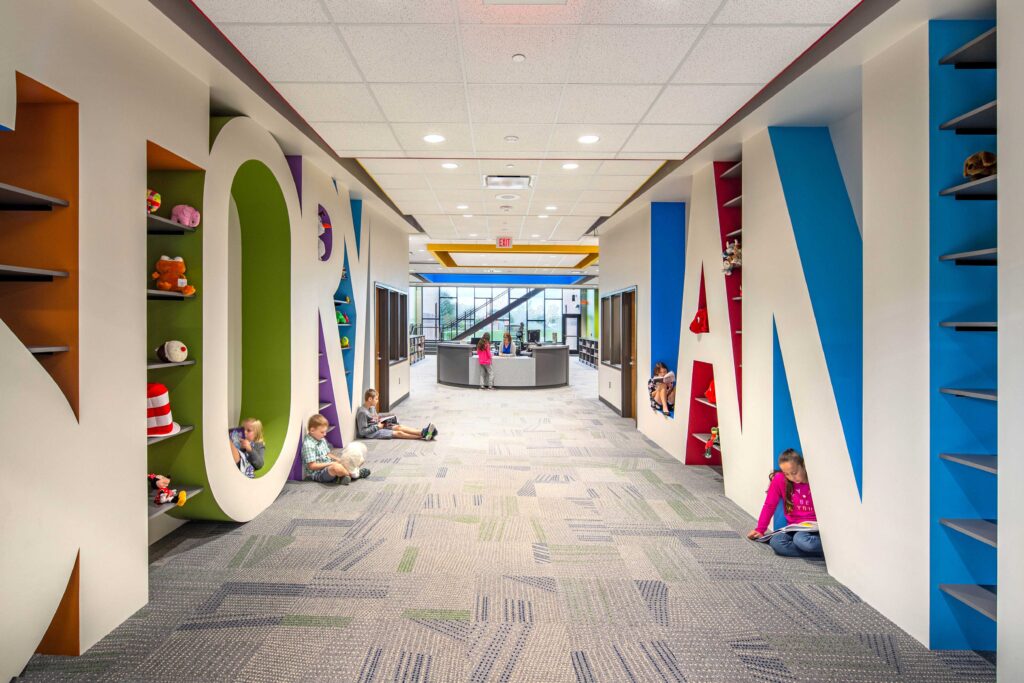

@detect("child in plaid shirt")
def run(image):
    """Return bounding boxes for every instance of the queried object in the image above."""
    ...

[302,414,365,485]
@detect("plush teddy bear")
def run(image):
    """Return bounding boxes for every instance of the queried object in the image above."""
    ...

[170,204,201,227]
[155,340,188,363]
[722,239,742,275]
[331,442,371,480]
[152,256,196,296]
[964,151,996,179]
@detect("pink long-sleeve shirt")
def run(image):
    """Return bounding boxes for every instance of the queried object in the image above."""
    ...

[756,472,816,534]
[477,346,492,365]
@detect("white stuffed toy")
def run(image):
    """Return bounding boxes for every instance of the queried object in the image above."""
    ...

[155,340,188,363]
[332,441,370,479]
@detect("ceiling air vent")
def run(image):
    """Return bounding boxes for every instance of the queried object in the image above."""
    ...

[484,175,533,190]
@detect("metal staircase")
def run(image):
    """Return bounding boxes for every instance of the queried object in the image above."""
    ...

[452,288,544,341]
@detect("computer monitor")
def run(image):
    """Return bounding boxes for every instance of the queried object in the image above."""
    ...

[527,330,540,344]
[470,337,482,346]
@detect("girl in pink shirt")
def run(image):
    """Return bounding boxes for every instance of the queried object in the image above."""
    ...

[476,336,494,390]
[746,449,823,557]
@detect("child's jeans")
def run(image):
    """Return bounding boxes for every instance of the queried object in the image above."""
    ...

[480,364,494,388]
[769,531,823,557]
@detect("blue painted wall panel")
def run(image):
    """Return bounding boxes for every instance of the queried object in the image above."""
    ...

[772,319,803,530]
[350,199,363,257]
[928,19,997,651]
[769,127,863,498]
[650,202,687,407]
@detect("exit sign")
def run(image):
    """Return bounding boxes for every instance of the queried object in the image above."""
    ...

[496,236,513,248]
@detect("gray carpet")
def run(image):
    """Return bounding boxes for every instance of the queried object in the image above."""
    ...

[23,357,995,682]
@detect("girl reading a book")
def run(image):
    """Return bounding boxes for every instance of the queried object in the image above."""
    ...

[746,449,823,557]
[649,362,676,415]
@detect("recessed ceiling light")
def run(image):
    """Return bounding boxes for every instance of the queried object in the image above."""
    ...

[495,193,520,201]
[545,206,558,211]
[512,53,526,63]
[423,134,446,144]
[456,204,469,210]
[469,233,478,237]
[419,249,427,252]
[463,214,473,218]
[577,135,600,144]
[531,233,541,238]
[504,135,519,143]
[538,215,549,219]
[441,162,459,169]
[562,162,579,170]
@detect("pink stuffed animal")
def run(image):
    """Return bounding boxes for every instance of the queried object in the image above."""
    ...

[170,204,201,227]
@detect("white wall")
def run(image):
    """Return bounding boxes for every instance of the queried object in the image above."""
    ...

[998,2,1024,678]
[597,205,649,412]
[860,23,932,644]
[830,109,864,233]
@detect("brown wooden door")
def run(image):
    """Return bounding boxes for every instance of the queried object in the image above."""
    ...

[376,287,390,410]
[621,291,636,420]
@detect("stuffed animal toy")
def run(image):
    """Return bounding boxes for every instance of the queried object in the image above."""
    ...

[152,256,196,296]
[155,340,188,363]
[147,189,161,214]
[147,383,181,437]
[704,427,719,460]
[722,240,742,275]
[336,310,345,324]
[964,151,996,179]
[705,379,716,405]
[318,206,332,231]
[332,442,371,480]
[342,312,350,324]
[341,336,350,349]
[170,204,201,227]
[689,308,709,334]
[147,473,186,506]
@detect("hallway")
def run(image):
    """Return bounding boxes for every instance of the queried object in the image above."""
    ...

[24,358,994,682]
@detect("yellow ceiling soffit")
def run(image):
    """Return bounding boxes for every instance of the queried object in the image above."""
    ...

[426,243,599,268]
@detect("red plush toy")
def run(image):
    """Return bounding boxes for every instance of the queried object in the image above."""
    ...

[689,308,709,334]
[704,379,716,405]
[148,473,187,507]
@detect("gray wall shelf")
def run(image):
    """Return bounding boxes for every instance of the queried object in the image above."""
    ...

[939,27,996,69]
[939,584,997,621]
[940,518,998,548]
[147,424,194,446]
[146,359,196,370]
[0,181,69,211]
[147,213,196,235]
[939,453,997,474]
[0,264,69,281]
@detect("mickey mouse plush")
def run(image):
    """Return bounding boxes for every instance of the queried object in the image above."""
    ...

[148,473,187,506]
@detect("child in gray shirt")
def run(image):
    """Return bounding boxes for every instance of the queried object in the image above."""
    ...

[357,388,436,440]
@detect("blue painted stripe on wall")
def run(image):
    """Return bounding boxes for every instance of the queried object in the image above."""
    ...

[769,126,863,498]
[928,19,997,651]
[650,203,686,388]
[350,198,363,257]
[773,318,802,530]
[419,273,584,285]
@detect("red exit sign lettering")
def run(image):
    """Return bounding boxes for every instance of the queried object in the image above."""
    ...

[496,236,513,248]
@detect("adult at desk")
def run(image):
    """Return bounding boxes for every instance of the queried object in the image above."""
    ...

[499,331,517,357]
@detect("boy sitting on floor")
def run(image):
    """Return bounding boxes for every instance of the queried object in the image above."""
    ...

[356,388,436,440]
[302,414,369,485]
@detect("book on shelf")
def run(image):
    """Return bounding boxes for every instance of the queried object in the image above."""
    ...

[752,521,818,542]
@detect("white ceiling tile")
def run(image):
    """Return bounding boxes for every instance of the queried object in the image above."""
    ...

[220,25,360,81]
[578,189,631,204]
[467,84,563,124]
[547,124,635,153]
[617,151,679,159]
[478,159,541,175]
[423,224,459,239]
[555,215,600,231]
[527,190,582,205]
[556,85,661,124]
[457,0,586,24]
[715,0,858,25]
[537,159,603,175]
[193,0,327,22]
[621,124,716,153]
[549,223,592,240]
[583,0,719,25]
[390,123,474,152]
[385,188,437,202]
[275,83,382,122]
[358,159,421,175]
[570,26,701,83]
[532,174,593,190]
[316,123,402,152]
[673,26,829,84]
[413,149,479,159]
[397,199,443,214]
[325,0,456,23]
[432,189,487,204]
[644,84,761,124]
[341,25,463,82]
[416,215,455,229]
[416,158,480,174]
[460,26,580,83]
[573,202,621,215]
[372,174,431,190]
[427,174,486,190]
[588,174,650,190]
[597,159,665,175]
[370,84,469,123]
[473,124,553,152]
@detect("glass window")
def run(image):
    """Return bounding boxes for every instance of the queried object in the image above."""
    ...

[527,292,544,320]
[545,288,562,300]
[458,288,474,322]
[510,287,527,299]
[474,287,492,299]
[545,299,561,342]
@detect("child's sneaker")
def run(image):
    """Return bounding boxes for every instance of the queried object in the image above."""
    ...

[359,467,371,478]
[421,426,428,438]
[427,423,438,440]
[339,475,352,486]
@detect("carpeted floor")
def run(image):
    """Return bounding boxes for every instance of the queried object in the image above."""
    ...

[23,357,995,682]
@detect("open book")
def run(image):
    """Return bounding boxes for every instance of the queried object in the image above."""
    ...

[378,415,399,427]
[753,520,819,542]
